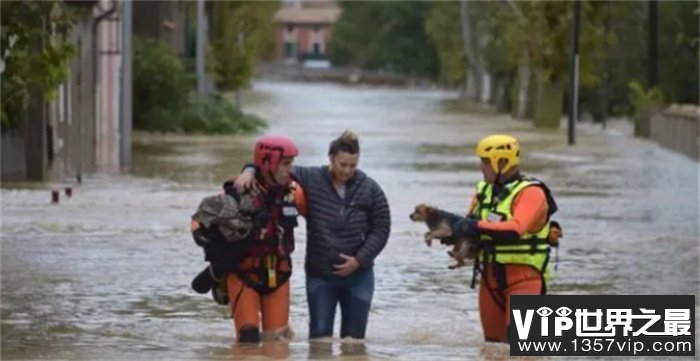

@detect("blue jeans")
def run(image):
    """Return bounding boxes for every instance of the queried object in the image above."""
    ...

[306,269,374,339]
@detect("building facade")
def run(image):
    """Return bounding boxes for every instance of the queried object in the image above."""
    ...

[1,0,130,182]
[273,0,340,64]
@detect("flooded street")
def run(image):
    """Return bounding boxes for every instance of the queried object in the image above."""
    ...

[2,81,698,360]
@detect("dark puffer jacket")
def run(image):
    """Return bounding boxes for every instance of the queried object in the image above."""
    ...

[293,166,391,278]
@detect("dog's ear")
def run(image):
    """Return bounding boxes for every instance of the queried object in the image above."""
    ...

[421,204,436,216]
[411,203,429,220]
[422,204,437,217]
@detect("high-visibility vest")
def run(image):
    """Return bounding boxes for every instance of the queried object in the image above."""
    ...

[472,177,555,283]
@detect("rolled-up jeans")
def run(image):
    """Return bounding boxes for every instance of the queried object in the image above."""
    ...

[306,269,374,339]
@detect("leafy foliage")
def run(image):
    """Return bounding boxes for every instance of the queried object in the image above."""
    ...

[331,1,439,77]
[657,1,698,104]
[201,0,699,126]
[628,81,664,116]
[133,37,265,134]
[208,0,278,91]
[1,0,80,130]
[180,94,266,134]
[425,1,464,86]
[133,37,193,132]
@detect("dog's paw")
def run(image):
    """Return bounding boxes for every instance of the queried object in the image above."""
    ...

[448,262,466,270]
[423,232,435,246]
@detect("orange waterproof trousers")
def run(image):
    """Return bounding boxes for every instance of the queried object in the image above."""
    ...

[227,257,291,341]
[478,263,543,342]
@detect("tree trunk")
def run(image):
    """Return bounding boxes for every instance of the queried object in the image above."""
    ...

[482,71,491,103]
[460,0,482,101]
[516,52,530,119]
[534,76,565,129]
[490,74,500,107]
[496,72,514,113]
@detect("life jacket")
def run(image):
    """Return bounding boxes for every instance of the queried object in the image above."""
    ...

[469,175,559,294]
[233,179,301,295]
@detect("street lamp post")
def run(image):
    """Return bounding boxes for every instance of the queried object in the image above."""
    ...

[196,0,206,96]
[568,0,581,146]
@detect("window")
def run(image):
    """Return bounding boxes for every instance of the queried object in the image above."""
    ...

[286,24,295,33]
[313,25,320,33]
[284,42,296,58]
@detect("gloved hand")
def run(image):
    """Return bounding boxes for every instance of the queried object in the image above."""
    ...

[222,180,239,199]
[451,216,479,240]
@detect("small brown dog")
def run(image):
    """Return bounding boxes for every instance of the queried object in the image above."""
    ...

[409,203,478,269]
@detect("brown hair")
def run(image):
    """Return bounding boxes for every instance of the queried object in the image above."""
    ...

[328,130,360,156]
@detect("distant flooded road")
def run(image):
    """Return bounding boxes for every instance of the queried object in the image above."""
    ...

[2,81,698,360]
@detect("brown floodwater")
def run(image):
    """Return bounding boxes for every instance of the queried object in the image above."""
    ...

[2,81,698,360]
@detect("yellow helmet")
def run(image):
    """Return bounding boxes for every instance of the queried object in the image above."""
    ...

[475,134,520,174]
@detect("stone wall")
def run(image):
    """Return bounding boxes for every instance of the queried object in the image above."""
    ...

[649,105,699,161]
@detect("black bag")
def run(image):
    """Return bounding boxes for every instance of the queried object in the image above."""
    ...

[192,225,252,272]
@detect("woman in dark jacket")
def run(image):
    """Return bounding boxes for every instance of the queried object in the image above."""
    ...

[235,130,391,340]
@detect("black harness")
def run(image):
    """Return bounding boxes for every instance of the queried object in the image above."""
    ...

[195,181,299,298]
[232,183,298,296]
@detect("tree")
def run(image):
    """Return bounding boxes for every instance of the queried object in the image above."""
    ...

[208,0,278,92]
[133,37,192,132]
[501,1,606,128]
[657,1,698,104]
[1,1,80,130]
[425,1,464,87]
[331,1,439,78]
[475,2,520,110]
[583,1,698,120]
[428,2,523,110]
[589,2,646,117]
[459,0,484,101]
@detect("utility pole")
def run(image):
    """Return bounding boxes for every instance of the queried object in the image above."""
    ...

[196,0,206,96]
[568,0,581,146]
[648,0,659,87]
[236,31,243,110]
[120,0,132,172]
[601,1,610,130]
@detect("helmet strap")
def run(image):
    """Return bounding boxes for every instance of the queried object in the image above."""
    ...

[261,169,278,186]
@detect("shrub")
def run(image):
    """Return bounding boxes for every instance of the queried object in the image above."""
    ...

[628,81,665,137]
[628,81,665,116]
[133,37,192,132]
[180,94,266,134]
[133,37,265,134]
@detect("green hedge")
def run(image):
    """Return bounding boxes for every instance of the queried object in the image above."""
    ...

[133,37,266,134]
[180,94,266,134]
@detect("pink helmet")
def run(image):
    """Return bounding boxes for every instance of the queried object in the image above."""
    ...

[254,136,299,174]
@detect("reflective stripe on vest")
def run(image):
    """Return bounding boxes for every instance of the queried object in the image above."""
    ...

[473,178,552,282]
